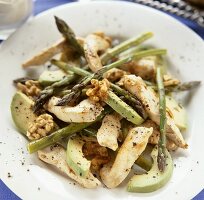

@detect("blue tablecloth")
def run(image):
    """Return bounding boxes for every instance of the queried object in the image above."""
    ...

[0,0,203,199]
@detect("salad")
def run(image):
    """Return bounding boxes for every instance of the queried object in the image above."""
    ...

[11,16,200,192]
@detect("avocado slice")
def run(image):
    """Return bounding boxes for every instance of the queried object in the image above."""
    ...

[166,96,187,130]
[66,136,91,177]
[127,146,173,193]
[11,92,37,135]
[39,70,66,86]
[105,91,144,125]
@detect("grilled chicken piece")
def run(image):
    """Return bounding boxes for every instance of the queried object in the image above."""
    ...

[22,38,66,67]
[97,113,122,151]
[100,127,153,188]
[121,56,157,80]
[122,75,187,149]
[142,120,178,151]
[103,68,128,82]
[84,33,111,72]
[46,97,103,123]
[22,37,84,68]
[38,145,101,188]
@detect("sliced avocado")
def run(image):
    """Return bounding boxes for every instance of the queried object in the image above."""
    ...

[11,92,37,135]
[135,144,153,171]
[127,146,173,193]
[166,96,187,130]
[66,136,91,177]
[105,91,144,125]
[39,70,66,86]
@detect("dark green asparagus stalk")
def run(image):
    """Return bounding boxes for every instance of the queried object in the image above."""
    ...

[33,75,77,113]
[28,107,112,153]
[101,32,153,64]
[54,16,84,56]
[156,67,167,172]
[147,81,201,93]
[55,49,167,106]
[165,81,201,92]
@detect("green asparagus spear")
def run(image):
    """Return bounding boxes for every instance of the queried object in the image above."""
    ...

[105,91,144,125]
[54,16,84,56]
[156,67,167,172]
[101,32,153,64]
[148,81,201,93]
[33,75,77,113]
[28,107,112,153]
[56,49,167,106]
[165,81,201,93]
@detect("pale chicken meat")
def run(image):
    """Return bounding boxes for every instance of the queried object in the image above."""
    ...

[97,113,122,151]
[121,56,157,80]
[100,127,153,188]
[84,33,111,72]
[122,75,187,148]
[142,120,178,151]
[22,37,84,67]
[22,38,66,67]
[46,97,103,123]
[38,145,101,188]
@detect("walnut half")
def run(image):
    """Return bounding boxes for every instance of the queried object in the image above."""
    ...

[17,80,41,97]
[86,79,110,102]
[27,114,55,140]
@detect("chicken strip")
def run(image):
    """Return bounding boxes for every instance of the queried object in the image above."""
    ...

[46,97,103,123]
[23,38,66,67]
[142,120,178,151]
[97,113,122,151]
[38,145,101,188]
[84,33,111,72]
[100,127,153,188]
[121,56,157,80]
[22,37,84,68]
[122,75,187,148]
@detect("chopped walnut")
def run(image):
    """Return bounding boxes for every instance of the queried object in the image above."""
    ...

[103,68,128,82]
[27,114,55,140]
[83,141,110,172]
[163,74,180,87]
[17,80,41,97]
[86,79,110,102]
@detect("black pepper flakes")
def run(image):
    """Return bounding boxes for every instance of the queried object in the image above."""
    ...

[7,172,12,178]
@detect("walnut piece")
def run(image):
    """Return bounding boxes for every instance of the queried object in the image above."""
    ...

[163,74,180,87]
[83,141,110,172]
[17,80,41,97]
[103,68,128,82]
[86,79,110,102]
[27,114,54,140]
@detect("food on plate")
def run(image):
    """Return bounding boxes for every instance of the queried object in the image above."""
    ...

[11,16,200,192]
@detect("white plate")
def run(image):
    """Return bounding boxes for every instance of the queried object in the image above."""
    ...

[0,1,204,200]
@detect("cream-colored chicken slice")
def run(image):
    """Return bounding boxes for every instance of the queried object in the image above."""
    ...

[142,120,178,151]
[100,127,153,188]
[38,145,101,188]
[84,33,111,72]
[22,38,66,68]
[121,56,157,80]
[97,113,122,151]
[122,75,187,149]
[103,68,128,82]
[142,120,160,144]
[22,37,84,68]
[46,97,103,123]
